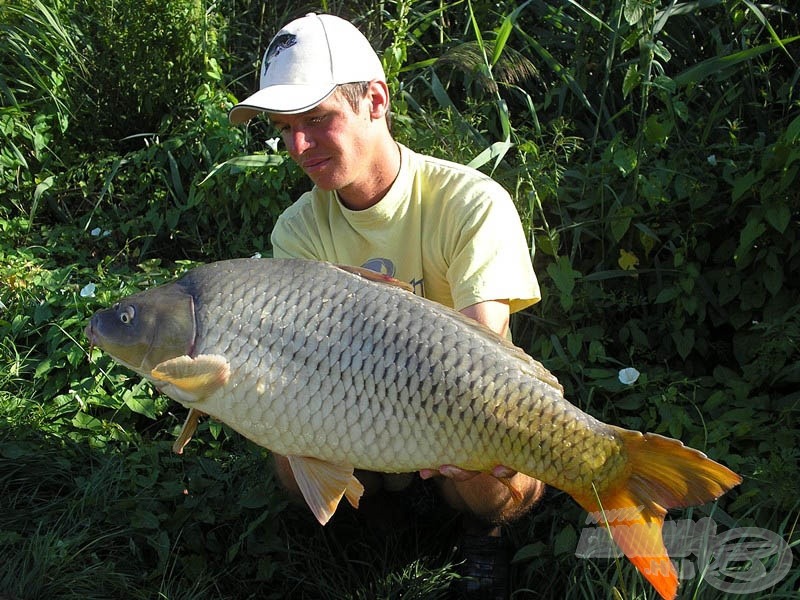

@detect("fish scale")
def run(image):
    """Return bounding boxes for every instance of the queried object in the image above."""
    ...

[86,257,741,600]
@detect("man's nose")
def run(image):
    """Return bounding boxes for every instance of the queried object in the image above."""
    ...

[288,129,314,155]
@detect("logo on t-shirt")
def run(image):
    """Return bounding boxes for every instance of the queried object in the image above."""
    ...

[362,258,425,296]
[361,258,395,277]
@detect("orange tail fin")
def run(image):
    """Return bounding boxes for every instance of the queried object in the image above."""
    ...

[572,427,742,600]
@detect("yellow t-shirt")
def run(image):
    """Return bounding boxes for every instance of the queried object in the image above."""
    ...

[271,143,540,314]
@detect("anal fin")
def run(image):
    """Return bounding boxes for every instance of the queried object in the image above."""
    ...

[287,455,364,525]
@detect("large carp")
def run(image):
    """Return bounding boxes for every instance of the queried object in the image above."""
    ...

[85,258,740,600]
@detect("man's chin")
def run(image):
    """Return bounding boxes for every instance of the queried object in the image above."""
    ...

[307,173,343,193]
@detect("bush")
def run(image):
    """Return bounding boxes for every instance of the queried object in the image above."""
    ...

[73,0,223,141]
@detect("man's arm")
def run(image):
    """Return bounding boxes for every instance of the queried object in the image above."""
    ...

[460,299,511,338]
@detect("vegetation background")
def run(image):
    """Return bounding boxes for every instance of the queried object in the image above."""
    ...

[1,0,798,598]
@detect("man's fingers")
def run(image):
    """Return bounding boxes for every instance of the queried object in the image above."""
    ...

[439,465,481,481]
[419,468,438,480]
[491,465,517,479]
[418,464,518,481]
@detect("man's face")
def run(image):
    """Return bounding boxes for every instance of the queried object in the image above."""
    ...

[269,91,374,193]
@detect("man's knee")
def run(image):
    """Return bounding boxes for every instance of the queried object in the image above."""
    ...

[435,472,545,525]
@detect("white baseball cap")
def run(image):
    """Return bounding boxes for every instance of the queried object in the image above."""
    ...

[229,13,386,124]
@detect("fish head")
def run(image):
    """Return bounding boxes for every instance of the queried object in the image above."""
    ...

[85,283,196,375]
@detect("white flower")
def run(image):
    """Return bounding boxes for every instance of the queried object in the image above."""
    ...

[618,367,640,385]
[90,227,102,236]
[80,283,96,298]
[707,154,717,166]
[266,137,280,152]
[251,252,262,259]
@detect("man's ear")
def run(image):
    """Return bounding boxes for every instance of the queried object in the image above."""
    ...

[367,80,391,120]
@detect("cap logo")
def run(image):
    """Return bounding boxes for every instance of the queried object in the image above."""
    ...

[263,33,298,77]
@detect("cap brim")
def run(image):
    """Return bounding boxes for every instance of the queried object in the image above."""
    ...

[228,84,337,124]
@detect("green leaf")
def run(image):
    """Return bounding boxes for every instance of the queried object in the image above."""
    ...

[672,329,695,360]
[622,65,641,98]
[652,40,672,63]
[240,486,272,509]
[535,231,560,257]
[732,170,758,202]
[674,35,800,87]
[468,140,513,171]
[553,524,577,556]
[655,287,679,304]
[33,301,53,325]
[718,275,741,306]
[615,394,645,410]
[609,204,635,242]
[209,419,222,439]
[200,154,286,184]
[567,333,583,359]
[763,268,783,296]
[765,203,790,233]
[735,218,767,264]
[72,411,103,431]
[546,256,581,311]
[167,150,186,203]
[623,0,646,26]
[491,4,516,67]
[612,144,638,176]
[34,357,53,379]
[131,509,160,530]
[512,542,548,563]
[123,381,157,419]
[785,114,800,143]
[644,113,673,146]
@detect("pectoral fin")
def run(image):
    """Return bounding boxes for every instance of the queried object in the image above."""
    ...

[151,354,230,402]
[287,455,364,525]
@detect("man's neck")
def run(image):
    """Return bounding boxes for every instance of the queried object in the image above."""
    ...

[338,141,401,211]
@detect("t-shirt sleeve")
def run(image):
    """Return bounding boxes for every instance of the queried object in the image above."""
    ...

[444,180,540,314]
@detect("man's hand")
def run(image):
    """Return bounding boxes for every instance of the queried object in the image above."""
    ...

[419,464,518,481]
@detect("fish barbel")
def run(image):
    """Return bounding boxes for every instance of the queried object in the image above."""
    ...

[85,258,741,600]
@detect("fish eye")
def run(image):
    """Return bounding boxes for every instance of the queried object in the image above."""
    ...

[119,305,135,325]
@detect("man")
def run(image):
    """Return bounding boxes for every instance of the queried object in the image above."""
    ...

[229,13,544,598]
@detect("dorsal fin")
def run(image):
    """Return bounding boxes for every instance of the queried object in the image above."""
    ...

[336,264,414,293]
